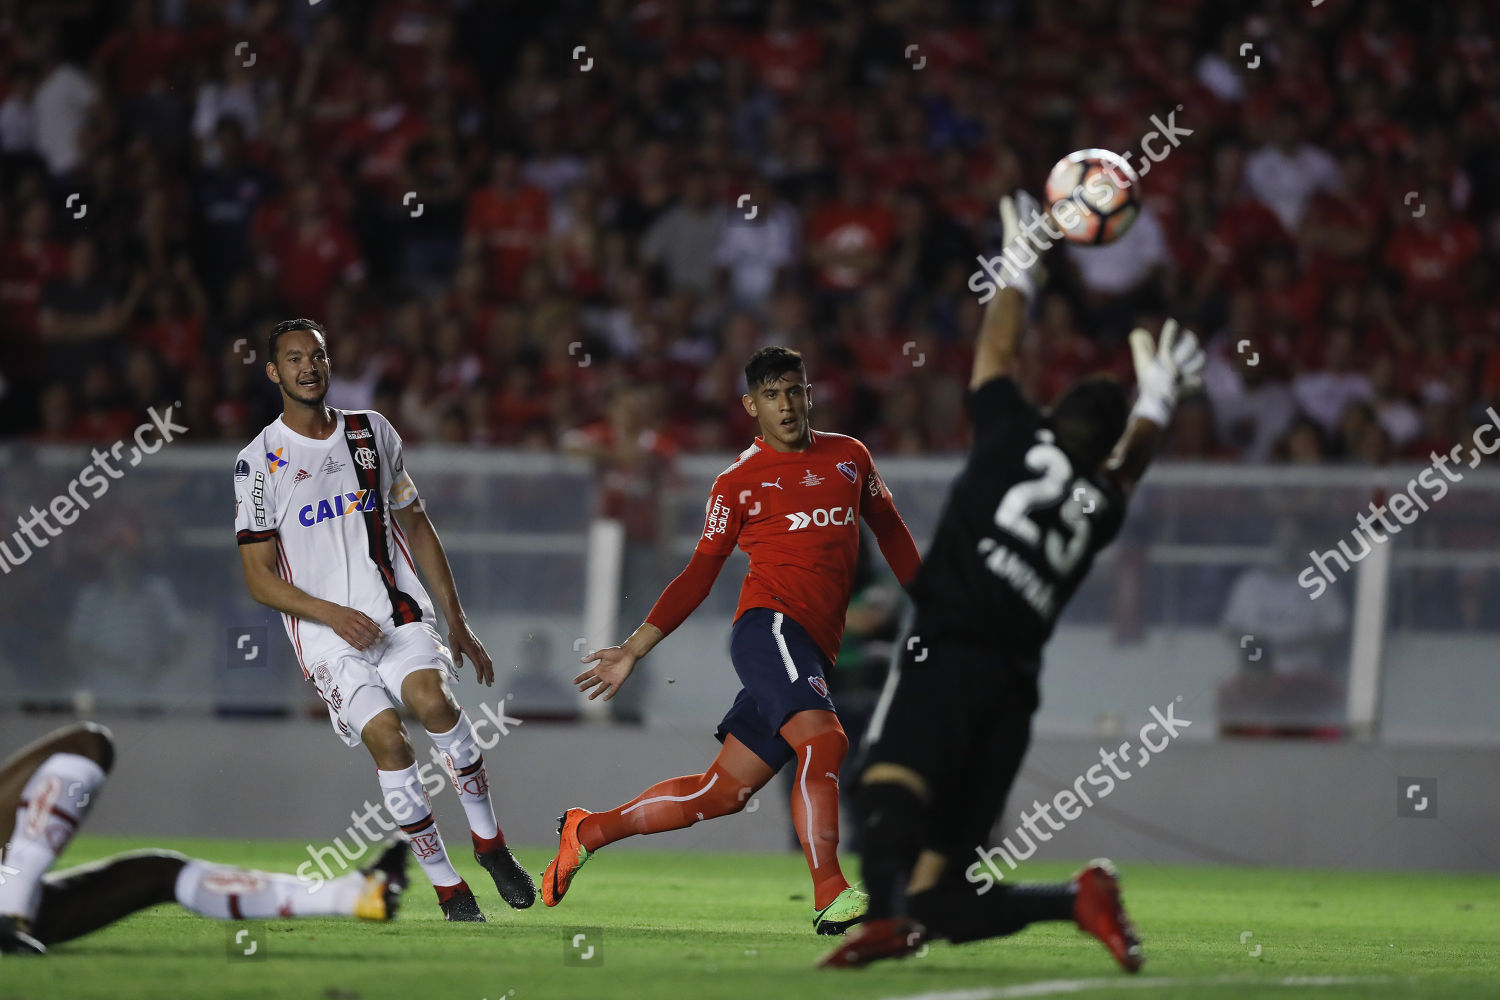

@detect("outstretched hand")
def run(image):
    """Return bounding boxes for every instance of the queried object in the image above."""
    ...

[574,645,639,701]
[995,190,1048,299]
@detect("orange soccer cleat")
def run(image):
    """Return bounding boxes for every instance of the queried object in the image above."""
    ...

[540,808,594,907]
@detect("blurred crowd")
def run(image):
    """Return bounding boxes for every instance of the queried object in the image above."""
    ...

[0,0,1496,462]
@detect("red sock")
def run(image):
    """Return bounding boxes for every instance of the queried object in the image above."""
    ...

[786,728,850,910]
[434,879,470,904]
[472,829,507,853]
[578,764,751,851]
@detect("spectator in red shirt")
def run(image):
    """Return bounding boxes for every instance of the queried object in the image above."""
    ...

[1194,143,1294,303]
[1335,79,1416,167]
[260,179,366,317]
[746,0,824,98]
[291,15,364,148]
[463,150,550,301]
[806,173,894,296]
[336,68,427,198]
[368,0,448,101]
[1338,0,1415,92]
[0,201,67,375]
[130,258,208,376]
[560,385,680,544]
[92,0,186,101]
[39,238,126,382]
[909,2,985,74]
[1298,146,1381,286]
[1383,184,1481,307]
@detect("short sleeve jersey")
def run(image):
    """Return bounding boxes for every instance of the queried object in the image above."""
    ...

[234,409,434,675]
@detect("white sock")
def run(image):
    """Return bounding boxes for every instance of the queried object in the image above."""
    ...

[428,713,500,843]
[174,861,364,918]
[0,753,106,920]
[376,765,462,888]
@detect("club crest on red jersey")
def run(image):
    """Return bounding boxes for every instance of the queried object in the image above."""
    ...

[836,460,857,483]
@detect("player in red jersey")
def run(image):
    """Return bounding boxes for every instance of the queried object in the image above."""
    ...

[542,346,922,935]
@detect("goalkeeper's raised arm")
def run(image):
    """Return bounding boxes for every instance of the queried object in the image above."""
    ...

[971,192,1050,390]
[1105,317,1206,496]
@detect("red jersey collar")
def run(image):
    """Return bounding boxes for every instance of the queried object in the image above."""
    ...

[751,428,818,454]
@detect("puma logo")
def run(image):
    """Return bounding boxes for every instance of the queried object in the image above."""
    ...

[762,477,783,489]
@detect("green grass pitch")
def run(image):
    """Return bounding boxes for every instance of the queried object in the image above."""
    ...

[3,836,1497,1000]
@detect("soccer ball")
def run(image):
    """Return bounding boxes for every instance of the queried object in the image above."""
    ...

[1043,149,1141,246]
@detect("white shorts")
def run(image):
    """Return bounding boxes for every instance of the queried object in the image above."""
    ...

[306,621,458,748]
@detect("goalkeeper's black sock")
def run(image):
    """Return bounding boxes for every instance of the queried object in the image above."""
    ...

[909,879,1077,943]
[857,781,926,920]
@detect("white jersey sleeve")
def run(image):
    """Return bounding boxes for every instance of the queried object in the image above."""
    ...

[371,412,420,511]
[233,441,280,544]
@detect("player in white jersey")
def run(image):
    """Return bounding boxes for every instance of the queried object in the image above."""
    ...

[233,318,534,921]
[0,723,407,955]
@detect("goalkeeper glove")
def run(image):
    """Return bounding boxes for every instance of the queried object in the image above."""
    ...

[993,190,1049,300]
[1128,318,1205,427]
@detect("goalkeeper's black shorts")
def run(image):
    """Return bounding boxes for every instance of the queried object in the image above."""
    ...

[861,628,1040,871]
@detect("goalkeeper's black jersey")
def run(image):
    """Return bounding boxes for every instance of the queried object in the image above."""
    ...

[908,376,1128,662]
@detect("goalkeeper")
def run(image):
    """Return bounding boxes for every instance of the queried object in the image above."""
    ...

[820,192,1204,971]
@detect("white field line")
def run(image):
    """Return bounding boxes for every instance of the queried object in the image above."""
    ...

[879,976,1393,1000]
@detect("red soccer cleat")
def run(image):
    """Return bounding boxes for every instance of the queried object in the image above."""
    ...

[1073,859,1143,972]
[817,917,927,969]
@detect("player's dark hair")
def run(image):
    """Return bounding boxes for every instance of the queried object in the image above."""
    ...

[744,346,805,391]
[1047,376,1128,473]
[268,318,325,362]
